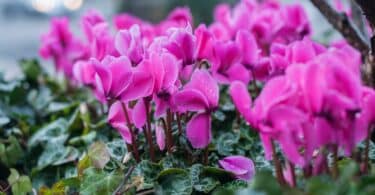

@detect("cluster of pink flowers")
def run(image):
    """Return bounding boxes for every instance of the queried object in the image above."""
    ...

[39,0,375,182]
[230,38,375,172]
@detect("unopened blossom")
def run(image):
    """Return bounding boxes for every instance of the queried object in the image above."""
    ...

[219,155,255,181]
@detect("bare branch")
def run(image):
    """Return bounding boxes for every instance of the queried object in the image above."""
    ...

[310,0,370,56]
[354,0,375,29]
[350,0,368,39]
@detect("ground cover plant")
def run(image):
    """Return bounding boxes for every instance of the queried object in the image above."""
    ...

[2,0,375,194]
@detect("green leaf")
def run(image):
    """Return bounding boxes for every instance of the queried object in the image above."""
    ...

[156,168,193,195]
[249,171,281,195]
[216,132,240,156]
[194,177,219,193]
[19,59,43,82]
[0,136,24,167]
[80,168,122,195]
[106,139,127,161]
[37,142,79,169]
[202,167,235,183]
[78,155,92,178]
[133,160,162,189]
[0,116,10,127]
[7,168,32,195]
[88,141,110,169]
[28,118,68,148]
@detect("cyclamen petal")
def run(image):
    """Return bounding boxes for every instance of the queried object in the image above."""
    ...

[219,155,255,181]
[229,81,254,124]
[111,123,132,144]
[156,125,166,150]
[174,89,209,112]
[132,99,147,129]
[120,70,154,102]
[186,113,211,149]
[185,69,219,108]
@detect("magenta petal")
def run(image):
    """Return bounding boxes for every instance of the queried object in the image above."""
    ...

[132,99,147,128]
[111,122,132,144]
[236,30,259,66]
[174,89,209,112]
[94,63,112,96]
[186,113,211,149]
[161,53,179,88]
[108,56,133,97]
[156,125,166,151]
[227,63,251,84]
[185,69,219,107]
[219,155,255,181]
[108,101,126,125]
[120,71,154,102]
[229,81,254,124]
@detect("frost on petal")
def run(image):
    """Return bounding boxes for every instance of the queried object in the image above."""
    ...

[185,69,219,107]
[219,155,255,181]
[174,89,209,112]
[156,124,166,150]
[186,113,211,149]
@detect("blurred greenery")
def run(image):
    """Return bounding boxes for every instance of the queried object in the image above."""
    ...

[117,0,238,24]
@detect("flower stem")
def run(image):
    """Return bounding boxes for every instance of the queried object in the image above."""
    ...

[166,109,174,153]
[203,147,209,165]
[144,99,155,162]
[176,112,183,135]
[288,161,296,187]
[271,140,285,185]
[121,102,140,162]
[332,144,339,179]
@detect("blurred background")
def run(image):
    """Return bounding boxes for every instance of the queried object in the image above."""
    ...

[0,0,336,79]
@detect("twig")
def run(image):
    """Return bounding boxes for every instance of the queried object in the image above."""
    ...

[136,188,155,195]
[121,102,140,162]
[271,140,285,185]
[310,0,370,56]
[350,0,369,39]
[113,166,136,195]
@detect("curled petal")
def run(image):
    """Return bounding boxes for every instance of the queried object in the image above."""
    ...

[219,155,255,181]
[174,89,209,112]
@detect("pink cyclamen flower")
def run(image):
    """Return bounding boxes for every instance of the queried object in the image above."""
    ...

[81,9,105,43]
[93,56,133,103]
[73,58,97,86]
[211,41,250,84]
[219,155,255,181]
[174,69,219,148]
[139,52,179,117]
[40,17,88,78]
[115,25,145,65]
